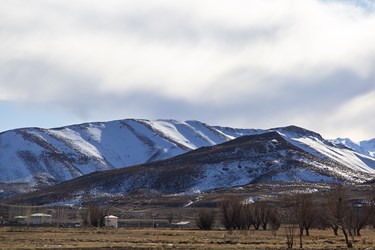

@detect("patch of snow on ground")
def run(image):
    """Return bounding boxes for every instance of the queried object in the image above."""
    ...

[183,196,203,207]
[166,189,202,197]
[46,200,84,207]
[270,169,337,183]
[243,196,256,204]
[184,200,194,207]
[193,163,252,191]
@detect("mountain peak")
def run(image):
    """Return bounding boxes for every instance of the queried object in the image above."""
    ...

[271,125,324,139]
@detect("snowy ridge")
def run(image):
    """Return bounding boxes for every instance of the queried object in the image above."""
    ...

[332,138,375,158]
[0,119,233,186]
[12,131,375,204]
[1,119,375,198]
[273,126,375,175]
[360,139,375,157]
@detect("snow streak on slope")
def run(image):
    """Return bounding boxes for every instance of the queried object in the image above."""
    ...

[47,128,107,167]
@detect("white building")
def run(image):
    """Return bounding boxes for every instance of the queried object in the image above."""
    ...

[104,215,118,228]
[14,216,27,225]
[30,213,52,225]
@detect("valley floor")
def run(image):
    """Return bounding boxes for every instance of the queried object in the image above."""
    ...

[0,227,375,249]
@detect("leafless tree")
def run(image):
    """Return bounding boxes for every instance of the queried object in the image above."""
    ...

[220,197,274,231]
[325,185,354,248]
[55,206,66,227]
[220,197,243,230]
[83,200,102,227]
[252,203,262,230]
[196,209,215,230]
[82,197,111,227]
[247,202,271,230]
[22,204,33,228]
[269,207,281,236]
[350,199,374,236]
[259,203,271,230]
[295,193,315,236]
[240,203,253,230]
[282,205,297,249]
[167,210,174,224]
[289,193,316,248]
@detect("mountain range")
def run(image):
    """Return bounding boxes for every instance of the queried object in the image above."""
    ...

[1,119,375,199]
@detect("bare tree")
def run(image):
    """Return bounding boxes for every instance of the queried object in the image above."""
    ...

[296,194,315,236]
[220,197,243,230]
[55,206,66,227]
[167,210,174,224]
[82,197,111,227]
[269,207,281,236]
[252,203,262,230]
[84,201,102,227]
[259,203,271,230]
[220,197,275,231]
[289,193,315,248]
[240,203,254,230]
[24,204,33,228]
[283,206,297,249]
[350,199,374,236]
[325,185,354,248]
[196,209,215,230]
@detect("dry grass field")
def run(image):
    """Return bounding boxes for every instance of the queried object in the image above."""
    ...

[1,227,375,249]
[2,183,375,249]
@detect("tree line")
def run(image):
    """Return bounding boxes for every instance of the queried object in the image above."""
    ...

[196,185,375,248]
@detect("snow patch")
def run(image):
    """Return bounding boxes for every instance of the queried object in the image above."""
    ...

[47,128,104,160]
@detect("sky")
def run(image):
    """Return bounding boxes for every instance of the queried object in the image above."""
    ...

[1,0,375,141]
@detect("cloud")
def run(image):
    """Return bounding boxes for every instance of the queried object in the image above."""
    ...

[328,87,375,140]
[1,0,375,139]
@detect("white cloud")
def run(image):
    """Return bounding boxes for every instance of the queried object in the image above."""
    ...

[328,89,375,140]
[1,0,375,139]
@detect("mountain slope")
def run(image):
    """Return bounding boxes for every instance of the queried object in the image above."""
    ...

[0,119,233,186]
[1,119,375,198]
[9,131,375,204]
[275,126,375,175]
[332,138,375,158]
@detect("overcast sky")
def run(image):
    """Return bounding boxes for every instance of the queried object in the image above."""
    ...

[1,0,375,141]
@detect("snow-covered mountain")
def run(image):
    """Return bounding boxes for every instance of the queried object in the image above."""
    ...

[0,119,241,189]
[9,130,375,204]
[1,119,375,198]
[331,138,375,158]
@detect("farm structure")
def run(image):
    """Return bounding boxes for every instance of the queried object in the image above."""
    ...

[29,213,52,225]
[104,215,118,228]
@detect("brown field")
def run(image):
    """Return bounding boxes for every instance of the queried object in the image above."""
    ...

[2,183,375,249]
[1,227,375,249]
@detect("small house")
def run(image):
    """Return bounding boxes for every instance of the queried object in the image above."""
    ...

[104,215,118,228]
[30,213,52,225]
[14,216,27,225]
